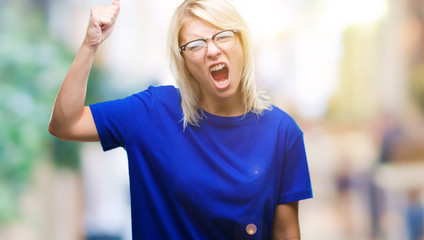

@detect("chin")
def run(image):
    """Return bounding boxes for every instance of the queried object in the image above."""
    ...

[215,86,240,100]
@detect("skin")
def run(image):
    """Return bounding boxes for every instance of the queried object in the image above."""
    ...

[180,17,245,117]
[272,202,301,240]
[48,0,120,141]
[48,1,302,239]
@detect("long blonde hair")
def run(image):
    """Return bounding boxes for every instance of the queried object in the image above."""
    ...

[167,0,272,128]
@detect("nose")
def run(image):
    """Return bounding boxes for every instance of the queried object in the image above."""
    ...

[205,39,221,58]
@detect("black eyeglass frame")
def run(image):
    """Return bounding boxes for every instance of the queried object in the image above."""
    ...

[179,29,239,52]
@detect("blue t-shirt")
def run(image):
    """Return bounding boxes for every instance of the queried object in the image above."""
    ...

[90,85,312,240]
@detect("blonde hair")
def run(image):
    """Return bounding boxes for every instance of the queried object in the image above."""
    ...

[167,0,272,128]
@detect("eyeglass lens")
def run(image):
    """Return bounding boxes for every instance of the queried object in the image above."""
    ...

[184,30,236,60]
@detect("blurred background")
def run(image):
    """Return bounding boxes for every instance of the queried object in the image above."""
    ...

[1,0,424,239]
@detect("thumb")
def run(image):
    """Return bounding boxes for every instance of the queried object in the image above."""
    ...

[112,0,120,6]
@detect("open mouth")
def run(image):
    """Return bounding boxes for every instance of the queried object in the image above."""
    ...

[210,63,229,87]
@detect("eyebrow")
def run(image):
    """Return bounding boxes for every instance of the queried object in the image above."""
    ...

[182,29,221,44]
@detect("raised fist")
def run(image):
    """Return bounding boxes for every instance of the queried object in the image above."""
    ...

[84,0,120,49]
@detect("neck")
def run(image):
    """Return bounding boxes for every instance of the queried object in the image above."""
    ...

[200,93,245,117]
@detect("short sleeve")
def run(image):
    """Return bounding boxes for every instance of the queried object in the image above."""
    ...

[89,88,154,151]
[278,134,313,204]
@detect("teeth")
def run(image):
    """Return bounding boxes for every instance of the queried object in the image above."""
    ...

[210,63,226,72]
[216,79,228,85]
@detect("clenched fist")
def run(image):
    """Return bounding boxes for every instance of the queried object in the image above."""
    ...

[83,0,120,49]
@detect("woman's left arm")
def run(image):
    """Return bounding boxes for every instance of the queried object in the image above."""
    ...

[271,201,301,240]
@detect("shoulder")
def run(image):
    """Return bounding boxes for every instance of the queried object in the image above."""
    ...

[262,106,300,130]
[148,85,179,95]
[129,85,180,106]
[132,85,179,100]
[129,85,182,120]
[261,106,303,143]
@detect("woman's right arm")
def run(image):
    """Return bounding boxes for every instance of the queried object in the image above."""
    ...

[48,0,120,142]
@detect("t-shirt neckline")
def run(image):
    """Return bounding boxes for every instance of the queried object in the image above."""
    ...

[201,109,255,124]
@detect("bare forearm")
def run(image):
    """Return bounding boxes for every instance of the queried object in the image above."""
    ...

[271,228,300,240]
[272,235,300,240]
[272,202,301,240]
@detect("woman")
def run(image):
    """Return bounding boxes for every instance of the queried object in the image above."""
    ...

[49,0,313,239]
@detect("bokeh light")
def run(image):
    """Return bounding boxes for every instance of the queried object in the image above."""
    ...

[246,223,257,235]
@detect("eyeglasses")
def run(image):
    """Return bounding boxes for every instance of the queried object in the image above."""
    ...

[180,29,239,60]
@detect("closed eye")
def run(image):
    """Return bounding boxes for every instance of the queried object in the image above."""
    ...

[186,40,206,51]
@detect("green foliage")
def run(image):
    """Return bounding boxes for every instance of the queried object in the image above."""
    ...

[0,2,101,223]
